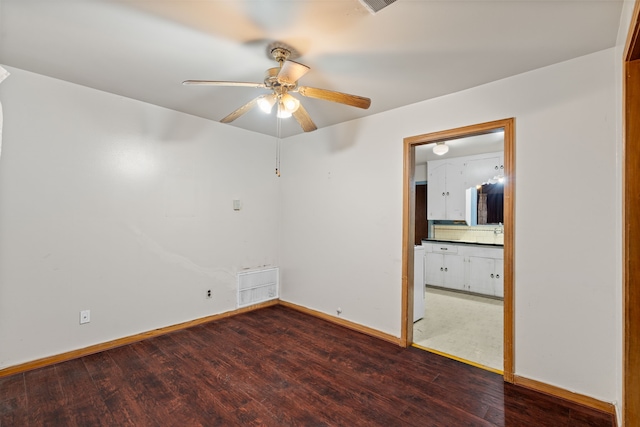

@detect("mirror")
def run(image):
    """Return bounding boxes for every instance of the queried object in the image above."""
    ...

[477,183,504,224]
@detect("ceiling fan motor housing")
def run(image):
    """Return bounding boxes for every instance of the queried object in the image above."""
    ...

[270,47,291,63]
[264,67,296,95]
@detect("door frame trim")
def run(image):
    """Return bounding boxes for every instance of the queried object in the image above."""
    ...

[401,118,515,382]
[623,0,640,424]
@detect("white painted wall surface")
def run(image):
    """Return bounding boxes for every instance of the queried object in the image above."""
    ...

[280,48,618,402]
[0,67,279,368]
[414,163,428,182]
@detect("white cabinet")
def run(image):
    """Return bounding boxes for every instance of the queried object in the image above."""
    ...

[425,253,465,290]
[467,256,503,297]
[427,159,466,220]
[464,151,504,187]
[463,245,503,297]
[423,244,465,290]
[494,259,504,298]
[424,252,439,285]
[423,242,504,298]
[425,252,444,286]
[427,161,448,219]
[464,155,503,187]
[428,152,503,221]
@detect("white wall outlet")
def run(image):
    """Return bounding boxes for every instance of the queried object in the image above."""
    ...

[80,310,90,324]
[232,199,241,211]
[337,307,342,316]
[206,289,212,299]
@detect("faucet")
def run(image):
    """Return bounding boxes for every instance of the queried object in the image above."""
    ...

[494,222,504,235]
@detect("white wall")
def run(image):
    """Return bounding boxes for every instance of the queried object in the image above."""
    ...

[280,48,618,402]
[0,67,280,368]
[414,163,428,182]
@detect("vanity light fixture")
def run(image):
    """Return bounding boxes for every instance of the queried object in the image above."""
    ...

[433,141,449,156]
[485,175,506,185]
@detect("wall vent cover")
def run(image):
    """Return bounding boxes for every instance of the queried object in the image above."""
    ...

[237,267,279,308]
[358,0,397,14]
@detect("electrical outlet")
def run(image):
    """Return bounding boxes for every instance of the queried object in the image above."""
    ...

[337,307,342,316]
[206,289,212,299]
[80,310,90,324]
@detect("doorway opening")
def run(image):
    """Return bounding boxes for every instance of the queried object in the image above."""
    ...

[401,118,515,382]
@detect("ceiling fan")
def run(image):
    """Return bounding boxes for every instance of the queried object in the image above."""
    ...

[183,46,371,132]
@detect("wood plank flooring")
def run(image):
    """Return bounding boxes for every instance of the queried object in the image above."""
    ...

[0,305,614,426]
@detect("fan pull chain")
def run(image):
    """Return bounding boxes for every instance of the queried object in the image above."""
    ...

[276,139,281,177]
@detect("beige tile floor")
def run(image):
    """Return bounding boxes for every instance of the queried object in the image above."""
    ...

[413,287,503,371]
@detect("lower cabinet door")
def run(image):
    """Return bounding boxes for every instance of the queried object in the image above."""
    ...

[494,259,504,298]
[426,250,502,296]
[425,253,444,287]
[468,256,496,296]
[443,254,465,290]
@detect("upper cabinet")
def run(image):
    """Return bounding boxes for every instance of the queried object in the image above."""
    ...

[427,158,466,220]
[427,152,503,221]
[464,153,504,188]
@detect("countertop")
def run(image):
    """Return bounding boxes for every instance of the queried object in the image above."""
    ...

[422,238,504,248]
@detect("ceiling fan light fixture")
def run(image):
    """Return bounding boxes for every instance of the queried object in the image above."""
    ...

[281,93,300,113]
[433,142,449,156]
[277,101,292,118]
[257,93,277,113]
[184,41,370,132]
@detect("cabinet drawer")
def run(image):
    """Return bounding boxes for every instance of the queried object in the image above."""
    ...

[432,244,458,254]
[462,245,503,259]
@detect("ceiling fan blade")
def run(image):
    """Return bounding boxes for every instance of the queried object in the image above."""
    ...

[277,60,310,85]
[292,102,317,132]
[220,96,260,123]
[297,86,371,109]
[183,80,266,88]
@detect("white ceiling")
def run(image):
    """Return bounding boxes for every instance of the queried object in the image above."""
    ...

[0,0,623,138]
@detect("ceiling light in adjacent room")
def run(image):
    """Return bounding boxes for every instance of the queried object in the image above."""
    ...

[433,142,449,156]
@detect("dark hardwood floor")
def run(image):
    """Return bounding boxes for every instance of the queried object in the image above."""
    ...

[0,305,614,426]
